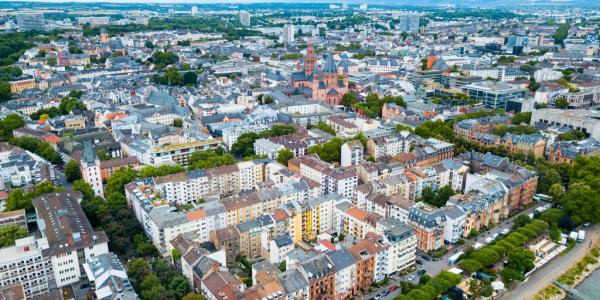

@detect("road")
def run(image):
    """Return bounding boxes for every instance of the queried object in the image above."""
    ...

[422,202,544,277]
[363,270,421,300]
[501,224,600,300]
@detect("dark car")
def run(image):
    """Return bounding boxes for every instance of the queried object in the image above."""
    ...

[417,269,426,276]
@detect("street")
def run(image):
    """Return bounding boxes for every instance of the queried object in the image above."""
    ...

[421,202,544,276]
[501,224,600,300]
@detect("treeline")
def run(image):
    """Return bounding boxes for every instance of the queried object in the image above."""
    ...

[85,16,263,41]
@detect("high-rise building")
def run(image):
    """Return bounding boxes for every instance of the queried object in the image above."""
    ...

[396,14,420,33]
[80,142,104,197]
[282,24,295,44]
[359,3,368,10]
[240,11,251,27]
[16,13,46,32]
[191,6,198,16]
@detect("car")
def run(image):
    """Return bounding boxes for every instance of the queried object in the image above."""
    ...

[388,285,398,292]
[492,233,499,239]
[416,259,423,265]
[417,269,426,276]
[408,275,415,281]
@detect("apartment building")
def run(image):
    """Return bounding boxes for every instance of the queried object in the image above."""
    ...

[82,252,137,300]
[289,155,357,200]
[408,202,446,252]
[376,218,417,275]
[299,254,336,300]
[336,202,380,240]
[0,237,50,298]
[211,226,240,263]
[341,140,363,167]
[32,191,110,288]
[80,142,104,198]
[548,138,600,164]
[327,248,357,299]
[125,182,227,255]
[367,132,413,160]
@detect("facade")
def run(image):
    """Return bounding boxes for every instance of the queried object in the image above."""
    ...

[408,202,446,252]
[80,142,104,198]
[299,254,336,300]
[0,237,50,298]
[240,11,251,26]
[341,140,363,167]
[463,81,528,109]
[531,109,600,140]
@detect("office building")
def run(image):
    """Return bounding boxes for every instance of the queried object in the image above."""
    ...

[16,13,46,31]
[396,14,420,33]
[462,81,528,109]
[282,24,295,44]
[0,237,50,298]
[240,11,251,27]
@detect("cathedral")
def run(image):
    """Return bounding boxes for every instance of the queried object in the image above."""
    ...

[291,43,349,106]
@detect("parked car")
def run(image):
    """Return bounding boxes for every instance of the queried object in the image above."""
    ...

[417,269,426,276]
[388,285,398,292]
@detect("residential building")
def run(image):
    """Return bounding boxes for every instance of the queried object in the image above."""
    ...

[341,140,364,167]
[0,237,50,298]
[83,252,137,300]
[240,11,251,27]
[32,191,110,288]
[327,248,357,299]
[80,142,104,198]
[299,254,335,300]
[408,202,446,252]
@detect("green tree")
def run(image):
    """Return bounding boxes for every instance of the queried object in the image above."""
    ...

[508,248,535,274]
[0,113,24,140]
[145,40,155,49]
[341,93,357,107]
[168,275,191,299]
[513,214,531,228]
[64,160,82,183]
[0,225,29,247]
[555,97,569,109]
[548,183,565,206]
[181,293,205,300]
[561,184,600,225]
[500,268,523,284]
[549,222,561,242]
[183,71,197,85]
[173,118,183,127]
[469,228,479,238]
[0,81,12,102]
[47,57,57,66]
[276,148,294,166]
[460,259,483,273]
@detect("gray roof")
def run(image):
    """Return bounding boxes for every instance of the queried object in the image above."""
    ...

[326,248,355,272]
[278,269,309,295]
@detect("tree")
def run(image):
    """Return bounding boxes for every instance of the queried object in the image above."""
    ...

[553,23,570,45]
[513,214,531,228]
[555,97,569,109]
[548,183,565,206]
[0,225,29,247]
[0,81,12,102]
[0,113,24,140]
[231,132,260,157]
[182,293,205,300]
[173,118,183,127]
[276,149,294,166]
[342,93,357,107]
[145,40,155,49]
[561,184,600,225]
[183,71,197,85]
[47,57,57,66]
[152,51,179,68]
[278,261,286,272]
[64,160,82,183]
[549,222,561,242]
[469,228,479,238]
[500,268,523,284]
[168,276,191,299]
[460,259,483,273]
[508,248,535,274]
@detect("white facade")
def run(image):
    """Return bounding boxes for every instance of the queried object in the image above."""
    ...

[240,11,251,26]
[341,141,363,167]
[81,160,104,198]
[0,237,50,298]
[534,68,563,82]
[282,24,295,44]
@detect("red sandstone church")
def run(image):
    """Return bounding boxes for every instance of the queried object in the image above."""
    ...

[290,43,349,106]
